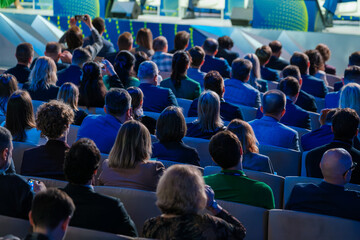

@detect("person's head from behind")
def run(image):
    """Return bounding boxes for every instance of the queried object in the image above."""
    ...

[118,32,133,51]
[343,65,360,85]
[244,53,261,88]
[66,26,83,50]
[138,60,158,85]
[261,90,286,120]
[0,74,18,103]
[0,126,12,171]
[332,108,359,141]
[29,56,57,91]
[127,86,143,118]
[269,40,282,58]
[305,49,324,76]
[136,28,153,51]
[105,88,132,121]
[15,42,34,65]
[174,31,190,51]
[134,51,150,76]
[278,76,300,103]
[255,45,272,66]
[36,100,74,140]
[340,83,360,117]
[197,90,223,132]
[64,138,100,184]
[218,36,234,50]
[171,50,190,88]
[348,51,360,66]
[281,65,302,85]
[202,38,218,56]
[114,50,135,86]
[227,119,259,154]
[156,106,186,143]
[92,17,105,35]
[290,52,309,75]
[316,44,331,63]
[45,42,62,63]
[231,58,252,82]
[57,82,79,110]
[209,131,243,169]
[188,46,205,69]
[204,71,224,98]
[153,36,168,53]
[156,164,207,215]
[109,120,151,169]
[320,148,354,185]
[6,90,35,142]
[72,48,92,67]
[29,188,75,240]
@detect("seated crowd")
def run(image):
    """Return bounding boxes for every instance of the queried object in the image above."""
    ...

[0,14,359,239]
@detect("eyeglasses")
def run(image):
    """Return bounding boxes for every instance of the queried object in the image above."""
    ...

[343,162,357,177]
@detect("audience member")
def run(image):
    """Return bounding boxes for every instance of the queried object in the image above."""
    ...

[23,56,59,102]
[187,46,206,89]
[188,71,244,121]
[106,32,133,64]
[287,148,360,221]
[224,58,261,108]
[57,83,88,126]
[186,91,225,139]
[204,131,275,209]
[134,28,154,58]
[31,42,69,72]
[266,40,289,71]
[99,120,164,190]
[333,51,360,92]
[282,65,317,112]
[306,108,360,184]
[227,119,273,173]
[305,49,327,84]
[201,38,231,78]
[244,53,268,93]
[26,188,75,240]
[160,51,201,100]
[151,36,173,73]
[21,100,74,179]
[0,74,17,116]
[255,45,280,82]
[249,90,300,151]
[142,164,246,239]
[168,31,189,54]
[113,50,140,88]
[134,51,149,76]
[340,83,360,116]
[215,36,239,66]
[76,88,131,154]
[152,106,200,166]
[5,42,33,84]
[62,138,137,236]
[316,43,336,75]
[290,52,328,98]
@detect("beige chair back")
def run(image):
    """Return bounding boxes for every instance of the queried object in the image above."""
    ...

[182,137,214,167]
[67,124,80,146]
[12,141,37,174]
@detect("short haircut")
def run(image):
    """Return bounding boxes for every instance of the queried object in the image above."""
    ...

[64,138,100,184]
[15,42,34,63]
[92,17,105,34]
[202,38,218,54]
[262,90,286,115]
[138,61,158,80]
[105,88,131,116]
[136,28,153,51]
[204,71,224,97]
[279,76,300,97]
[332,108,360,140]
[156,106,186,142]
[281,65,301,81]
[344,65,360,85]
[255,45,272,65]
[269,40,282,54]
[72,48,91,66]
[188,46,205,68]
[153,36,168,51]
[231,58,252,82]
[218,36,234,49]
[174,31,190,51]
[209,131,242,169]
[316,43,331,62]
[290,52,309,75]
[30,188,75,230]
[171,51,191,88]
[66,26,83,50]
[349,51,360,66]
[117,32,133,51]
[0,126,12,152]
[45,42,61,55]
[36,100,74,139]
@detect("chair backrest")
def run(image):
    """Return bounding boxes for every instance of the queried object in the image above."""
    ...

[235,104,258,122]
[176,98,192,116]
[268,209,360,240]
[0,215,30,238]
[94,153,109,185]
[12,141,38,174]
[267,81,279,90]
[309,111,321,130]
[314,97,325,113]
[67,124,80,146]
[182,137,214,167]
[326,74,341,87]
[289,126,311,140]
[300,151,309,177]
[32,100,45,115]
[94,186,161,233]
[65,226,134,240]
[259,145,301,177]
[157,159,204,173]
[24,176,68,189]
[143,111,161,120]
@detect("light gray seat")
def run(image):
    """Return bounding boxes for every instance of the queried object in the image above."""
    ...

[182,137,214,167]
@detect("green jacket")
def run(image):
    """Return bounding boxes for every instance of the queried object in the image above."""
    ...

[160,76,201,100]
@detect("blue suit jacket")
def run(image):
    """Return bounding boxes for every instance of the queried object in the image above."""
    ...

[265,56,289,71]
[139,83,178,113]
[325,91,340,108]
[260,66,280,82]
[215,47,239,66]
[296,90,317,113]
[224,78,261,108]
[57,65,82,87]
[249,116,300,151]
[301,74,328,98]
[201,55,231,78]
[187,68,206,90]
[83,35,115,58]
[301,125,334,151]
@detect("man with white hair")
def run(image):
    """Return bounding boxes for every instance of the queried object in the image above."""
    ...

[286,148,360,221]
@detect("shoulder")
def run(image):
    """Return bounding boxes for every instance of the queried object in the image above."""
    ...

[2,173,30,187]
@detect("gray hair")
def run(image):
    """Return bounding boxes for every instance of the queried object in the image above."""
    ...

[153,36,168,51]
[138,61,158,80]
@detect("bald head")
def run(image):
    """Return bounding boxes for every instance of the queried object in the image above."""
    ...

[203,38,219,56]
[320,148,352,185]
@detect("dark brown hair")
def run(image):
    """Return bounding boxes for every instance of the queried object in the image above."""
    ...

[305,49,324,76]
[255,45,272,66]
[15,42,34,63]
[171,51,191,88]
[136,28,153,51]
[0,74,18,114]
[66,26,83,50]
[117,32,133,51]
[156,106,187,142]
[204,71,224,97]
[174,31,190,51]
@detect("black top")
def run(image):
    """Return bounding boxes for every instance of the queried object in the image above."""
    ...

[265,55,289,71]
[22,83,59,102]
[5,64,31,84]
[186,122,226,140]
[24,233,50,240]
[215,48,239,66]
[296,90,317,113]
[57,65,82,87]
[73,109,88,126]
[138,115,156,135]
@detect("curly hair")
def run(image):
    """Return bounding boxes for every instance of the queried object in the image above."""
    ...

[36,100,74,139]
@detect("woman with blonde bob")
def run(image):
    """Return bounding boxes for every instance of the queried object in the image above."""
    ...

[339,83,360,117]
[23,56,59,101]
[227,119,274,173]
[142,164,246,239]
[186,90,225,139]
[99,120,164,191]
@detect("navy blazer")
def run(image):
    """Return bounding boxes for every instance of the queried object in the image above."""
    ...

[296,90,317,113]
[334,81,344,92]
[186,122,226,140]
[57,65,82,87]
[188,98,244,122]
[139,83,178,113]
[215,47,239,66]
[5,64,31,84]
[260,66,280,82]
[22,83,59,102]
[83,35,115,57]
[301,74,328,98]
[201,55,231,78]
[286,181,360,221]
[265,56,289,71]
[325,91,340,108]
[301,124,334,151]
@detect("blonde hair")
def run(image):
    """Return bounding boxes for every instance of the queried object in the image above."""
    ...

[108,120,152,169]
[244,53,261,89]
[197,90,223,132]
[57,82,79,110]
[227,119,259,154]
[156,165,207,215]
[340,83,360,116]
[28,56,57,91]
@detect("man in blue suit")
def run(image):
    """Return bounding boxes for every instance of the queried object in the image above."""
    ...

[138,61,178,113]
[333,51,360,92]
[201,38,231,78]
[266,40,289,71]
[256,45,280,82]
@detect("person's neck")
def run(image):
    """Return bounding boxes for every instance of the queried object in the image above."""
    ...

[17,62,30,68]
[323,178,345,187]
[140,79,156,86]
[109,113,127,124]
[32,226,59,240]
[190,66,200,70]
[264,113,282,121]
[206,53,215,57]
[224,162,242,171]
